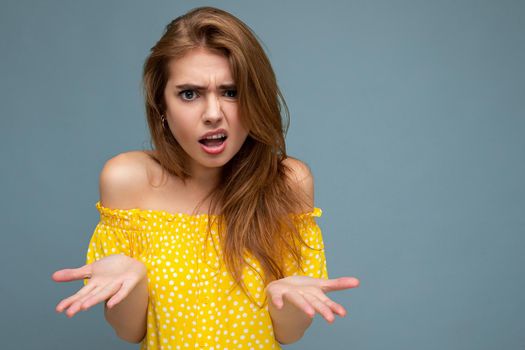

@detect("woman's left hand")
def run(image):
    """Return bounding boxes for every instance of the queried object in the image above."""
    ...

[264,276,360,324]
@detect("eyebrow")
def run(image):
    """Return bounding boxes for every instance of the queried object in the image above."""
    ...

[174,83,237,91]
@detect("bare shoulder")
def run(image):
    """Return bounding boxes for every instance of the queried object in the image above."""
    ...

[282,156,314,210]
[282,157,313,184]
[99,150,158,209]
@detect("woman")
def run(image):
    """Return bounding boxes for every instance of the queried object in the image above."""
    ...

[52,6,359,349]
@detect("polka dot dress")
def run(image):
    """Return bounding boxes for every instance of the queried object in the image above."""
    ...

[84,201,328,350]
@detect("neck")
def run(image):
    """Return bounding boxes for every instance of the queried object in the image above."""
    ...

[187,164,222,193]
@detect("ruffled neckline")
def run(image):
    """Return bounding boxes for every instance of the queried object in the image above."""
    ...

[95,201,322,221]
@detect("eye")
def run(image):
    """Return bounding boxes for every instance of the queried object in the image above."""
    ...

[179,90,198,101]
[224,89,237,98]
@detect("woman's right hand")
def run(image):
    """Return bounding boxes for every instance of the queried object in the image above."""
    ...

[52,254,147,318]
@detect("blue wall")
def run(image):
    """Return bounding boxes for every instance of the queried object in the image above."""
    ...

[1,0,524,349]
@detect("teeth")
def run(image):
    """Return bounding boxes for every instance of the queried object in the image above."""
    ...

[204,133,226,140]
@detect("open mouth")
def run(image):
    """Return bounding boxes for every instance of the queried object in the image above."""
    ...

[198,135,228,147]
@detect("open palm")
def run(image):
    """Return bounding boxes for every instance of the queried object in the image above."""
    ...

[265,275,360,323]
[52,254,147,318]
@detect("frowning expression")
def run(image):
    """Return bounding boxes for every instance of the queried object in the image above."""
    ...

[163,47,249,173]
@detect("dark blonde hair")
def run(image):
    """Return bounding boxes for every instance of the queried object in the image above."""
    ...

[142,6,315,308]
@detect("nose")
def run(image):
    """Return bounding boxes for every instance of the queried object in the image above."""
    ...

[202,94,223,125]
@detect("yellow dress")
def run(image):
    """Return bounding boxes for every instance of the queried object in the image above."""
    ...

[84,201,328,350]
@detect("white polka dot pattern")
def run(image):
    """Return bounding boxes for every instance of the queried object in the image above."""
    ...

[84,202,328,349]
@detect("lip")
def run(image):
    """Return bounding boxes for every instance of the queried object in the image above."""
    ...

[199,128,228,140]
[200,138,227,155]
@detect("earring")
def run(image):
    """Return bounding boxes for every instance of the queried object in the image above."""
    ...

[161,114,167,127]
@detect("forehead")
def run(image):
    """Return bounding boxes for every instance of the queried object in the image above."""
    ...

[167,48,233,83]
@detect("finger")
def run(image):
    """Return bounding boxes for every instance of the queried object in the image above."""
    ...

[74,285,105,310]
[106,278,135,308]
[270,293,284,310]
[302,291,335,323]
[282,291,316,318]
[304,287,347,317]
[56,283,98,313]
[319,277,360,293]
[63,284,104,318]
[66,282,119,318]
[77,281,122,313]
[52,265,92,283]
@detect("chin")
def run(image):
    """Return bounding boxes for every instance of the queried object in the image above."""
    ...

[200,157,231,168]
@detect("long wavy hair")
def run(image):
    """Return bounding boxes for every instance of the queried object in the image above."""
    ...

[142,6,315,308]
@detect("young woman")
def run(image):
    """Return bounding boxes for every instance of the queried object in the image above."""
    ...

[52,6,360,349]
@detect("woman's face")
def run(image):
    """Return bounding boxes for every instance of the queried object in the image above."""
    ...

[163,47,249,175]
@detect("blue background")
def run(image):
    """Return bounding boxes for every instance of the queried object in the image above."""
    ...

[1,0,524,349]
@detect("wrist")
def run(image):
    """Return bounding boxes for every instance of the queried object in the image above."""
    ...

[266,289,313,344]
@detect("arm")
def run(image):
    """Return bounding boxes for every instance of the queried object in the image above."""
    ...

[52,152,155,342]
[267,285,314,344]
[266,276,359,344]
[53,254,150,343]
[103,269,149,343]
[269,158,360,344]
[99,152,151,343]
[269,158,315,343]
